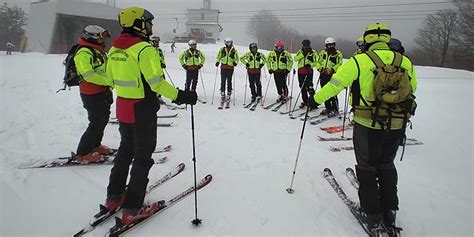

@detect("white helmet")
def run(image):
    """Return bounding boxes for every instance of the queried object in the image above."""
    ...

[188,39,197,46]
[83,25,109,42]
[224,37,233,46]
[324,37,336,44]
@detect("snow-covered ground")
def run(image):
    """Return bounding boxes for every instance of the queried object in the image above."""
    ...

[0,43,472,237]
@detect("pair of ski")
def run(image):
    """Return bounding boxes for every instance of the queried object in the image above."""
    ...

[18,145,172,169]
[218,95,231,109]
[323,168,402,236]
[320,123,354,134]
[243,99,261,111]
[74,163,212,236]
[328,138,423,152]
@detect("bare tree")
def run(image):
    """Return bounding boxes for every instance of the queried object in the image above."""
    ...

[0,3,27,51]
[452,0,473,70]
[415,9,458,67]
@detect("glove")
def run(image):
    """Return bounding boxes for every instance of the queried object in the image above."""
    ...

[284,69,290,75]
[198,64,203,69]
[325,68,334,74]
[304,64,311,69]
[245,63,250,68]
[182,65,187,70]
[173,89,197,105]
[259,63,264,69]
[307,91,320,109]
[161,63,166,69]
[269,69,274,74]
[233,62,238,66]
[215,62,220,67]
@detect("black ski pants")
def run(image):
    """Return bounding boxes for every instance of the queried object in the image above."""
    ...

[353,123,404,215]
[185,70,199,91]
[248,72,262,97]
[274,72,288,96]
[319,73,338,111]
[298,73,314,104]
[107,99,159,209]
[220,68,234,94]
[76,90,112,156]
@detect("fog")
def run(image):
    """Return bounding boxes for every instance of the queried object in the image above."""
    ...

[3,0,454,49]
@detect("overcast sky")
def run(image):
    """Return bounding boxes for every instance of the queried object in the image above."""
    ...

[3,0,455,49]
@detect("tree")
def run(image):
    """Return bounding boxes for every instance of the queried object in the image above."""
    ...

[0,3,27,51]
[452,0,473,70]
[415,9,458,67]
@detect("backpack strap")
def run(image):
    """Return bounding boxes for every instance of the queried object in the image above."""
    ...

[365,51,386,68]
[392,52,402,68]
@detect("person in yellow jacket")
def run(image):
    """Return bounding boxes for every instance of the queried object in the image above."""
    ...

[240,43,266,103]
[73,25,113,163]
[267,41,293,102]
[179,39,206,91]
[307,23,417,234]
[104,7,197,226]
[316,37,343,115]
[354,36,366,55]
[150,36,166,68]
[293,39,319,108]
[215,37,239,107]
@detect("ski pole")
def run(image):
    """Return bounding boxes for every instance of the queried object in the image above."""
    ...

[199,70,207,103]
[164,68,176,87]
[290,74,309,116]
[190,105,202,226]
[243,72,248,105]
[232,72,236,106]
[262,72,272,106]
[341,87,349,138]
[289,68,296,111]
[211,67,218,105]
[287,105,312,194]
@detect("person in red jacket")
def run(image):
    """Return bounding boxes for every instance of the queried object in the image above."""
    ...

[73,25,113,163]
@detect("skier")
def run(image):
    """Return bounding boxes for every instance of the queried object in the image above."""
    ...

[179,40,206,91]
[104,7,197,226]
[293,39,319,108]
[266,41,293,103]
[6,42,14,55]
[316,37,343,115]
[170,42,176,53]
[150,36,166,69]
[240,43,266,103]
[307,23,417,235]
[73,25,113,163]
[215,37,239,107]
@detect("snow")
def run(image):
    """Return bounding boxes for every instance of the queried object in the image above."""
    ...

[0,44,473,237]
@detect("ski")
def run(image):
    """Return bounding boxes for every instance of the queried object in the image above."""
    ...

[300,113,323,121]
[73,163,186,236]
[107,174,213,237]
[263,100,280,110]
[197,98,207,104]
[279,107,302,115]
[271,102,286,112]
[323,168,372,236]
[345,167,360,190]
[329,138,423,152]
[321,124,354,132]
[250,99,260,111]
[109,119,173,127]
[18,145,172,169]
[317,136,353,141]
[243,101,256,109]
[157,113,178,119]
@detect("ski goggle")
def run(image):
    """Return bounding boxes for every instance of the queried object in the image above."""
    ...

[249,43,257,49]
[356,41,365,47]
[326,43,335,47]
[143,9,155,22]
[275,46,284,51]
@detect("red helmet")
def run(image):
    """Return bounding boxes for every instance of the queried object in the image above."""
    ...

[274,41,284,47]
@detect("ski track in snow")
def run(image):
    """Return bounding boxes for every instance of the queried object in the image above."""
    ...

[0,45,473,236]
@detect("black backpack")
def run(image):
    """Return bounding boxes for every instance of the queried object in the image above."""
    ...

[57,44,97,92]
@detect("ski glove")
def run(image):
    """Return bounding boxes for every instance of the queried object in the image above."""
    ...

[304,64,311,69]
[182,65,187,70]
[215,62,220,67]
[269,69,274,74]
[161,63,166,69]
[173,90,197,105]
[233,62,238,66]
[245,63,250,68]
[198,64,203,69]
[259,63,264,69]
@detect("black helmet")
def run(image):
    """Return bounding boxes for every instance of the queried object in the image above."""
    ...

[249,43,257,50]
[389,38,405,54]
[302,39,311,46]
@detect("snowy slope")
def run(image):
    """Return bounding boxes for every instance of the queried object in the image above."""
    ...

[0,43,473,237]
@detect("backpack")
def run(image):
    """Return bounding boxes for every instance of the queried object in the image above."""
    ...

[57,44,96,92]
[353,51,417,130]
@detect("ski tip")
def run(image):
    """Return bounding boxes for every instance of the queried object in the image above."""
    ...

[345,167,354,172]
[286,188,295,194]
[204,174,213,181]
[323,168,332,174]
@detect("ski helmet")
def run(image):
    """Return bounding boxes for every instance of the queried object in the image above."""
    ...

[356,36,365,47]
[118,7,155,36]
[83,25,110,44]
[363,22,391,44]
[302,39,311,46]
[249,43,257,50]
[274,41,284,47]
[324,37,336,45]
[224,37,233,46]
[188,39,197,47]
[150,36,160,42]
[388,38,405,54]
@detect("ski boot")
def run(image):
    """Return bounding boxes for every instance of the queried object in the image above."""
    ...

[367,213,385,237]
[73,152,103,163]
[382,210,402,237]
[122,202,160,225]
[105,192,126,213]
[218,92,225,109]
[225,94,231,109]
[92,145,113,155]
